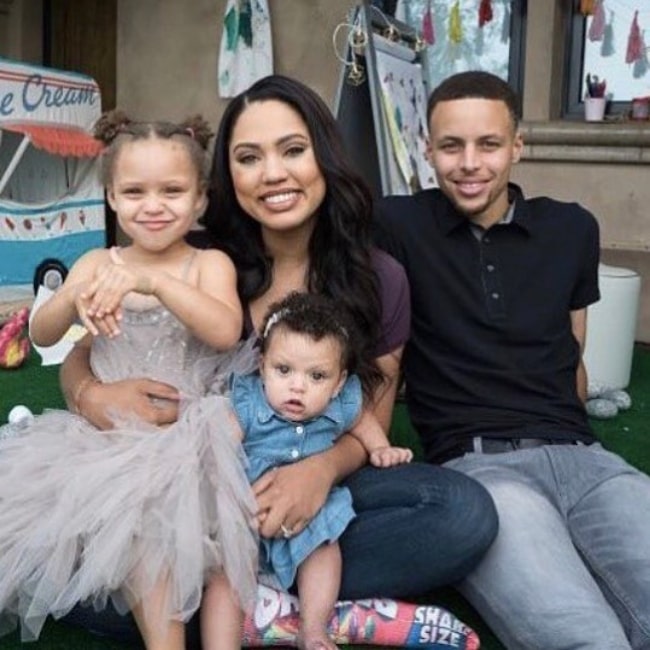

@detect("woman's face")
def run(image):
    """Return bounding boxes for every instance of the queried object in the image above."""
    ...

[228,99,326,236]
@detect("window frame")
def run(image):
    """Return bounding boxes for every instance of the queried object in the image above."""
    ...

[507,0,528,110]
[380,0,527,110]
[563,10,632,120]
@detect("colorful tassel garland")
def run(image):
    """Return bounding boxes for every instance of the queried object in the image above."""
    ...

[633,31,649,78]
[588,0,605,42]
[449,1,462,45]
[422,0,435,45]
[600,11,615,57]
[626,10,643,64]
[479,0,493,28]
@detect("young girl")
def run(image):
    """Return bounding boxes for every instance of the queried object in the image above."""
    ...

[206,291,413,650]
[0,111,258,650]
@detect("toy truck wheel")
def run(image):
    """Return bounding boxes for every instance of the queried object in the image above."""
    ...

[33,259,68,293]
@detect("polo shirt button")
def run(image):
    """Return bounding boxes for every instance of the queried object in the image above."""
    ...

[483,236,491,244]
[491,292,500,300]
[486,264,495,272]
[291,449,300,459]
[295,425,304,435]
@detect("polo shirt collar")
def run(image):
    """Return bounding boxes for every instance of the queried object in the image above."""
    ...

[439,183,534,236]
[254,378,345,426]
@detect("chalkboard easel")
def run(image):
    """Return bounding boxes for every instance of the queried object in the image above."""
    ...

[334,3,433,198]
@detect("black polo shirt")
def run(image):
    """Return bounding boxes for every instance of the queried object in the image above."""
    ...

[375,184,599,463]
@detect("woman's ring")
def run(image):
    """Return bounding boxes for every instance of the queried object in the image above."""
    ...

[280,524,293,539]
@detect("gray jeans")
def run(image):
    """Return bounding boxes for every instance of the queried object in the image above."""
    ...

[445,443,650,650]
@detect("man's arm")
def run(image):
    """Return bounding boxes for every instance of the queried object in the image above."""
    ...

[571,307,588,403]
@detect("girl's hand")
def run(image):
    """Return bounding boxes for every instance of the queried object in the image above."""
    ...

[253,455,336,539]
[83,263,156,321]
[369,446,413,468]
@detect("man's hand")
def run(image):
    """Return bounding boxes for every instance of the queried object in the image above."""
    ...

[79,377,180,430]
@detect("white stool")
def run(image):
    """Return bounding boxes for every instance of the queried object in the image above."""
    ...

[583,263,641,390]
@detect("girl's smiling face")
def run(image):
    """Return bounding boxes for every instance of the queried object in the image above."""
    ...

[107,137,206,256]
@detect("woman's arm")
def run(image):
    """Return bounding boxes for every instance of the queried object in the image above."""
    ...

[60,336,180,429]
[371,345,404,433]
[253,433,367,538]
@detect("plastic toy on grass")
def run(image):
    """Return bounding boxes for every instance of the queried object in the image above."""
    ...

[0,306,30,368]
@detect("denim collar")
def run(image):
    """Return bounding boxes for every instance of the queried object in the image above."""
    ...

[253,376,345,426]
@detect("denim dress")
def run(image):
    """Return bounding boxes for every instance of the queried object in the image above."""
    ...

[232,373,361,589]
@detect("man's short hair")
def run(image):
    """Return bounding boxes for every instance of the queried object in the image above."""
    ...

[426,71,521,130]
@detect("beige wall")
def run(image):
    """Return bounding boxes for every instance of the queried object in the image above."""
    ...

[9,0,650,341]
[115,0,351,124]
[514,1,650,341]
[114,0,650,341]
[0,0,42,61]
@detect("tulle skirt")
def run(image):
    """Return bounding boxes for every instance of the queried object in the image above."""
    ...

[0,391,259,641]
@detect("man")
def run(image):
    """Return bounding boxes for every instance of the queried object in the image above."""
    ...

[375,70,650,649]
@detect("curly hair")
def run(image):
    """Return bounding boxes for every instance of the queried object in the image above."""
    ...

[260,292,361,385]
[202,75,383,396]
[94,109,214,186]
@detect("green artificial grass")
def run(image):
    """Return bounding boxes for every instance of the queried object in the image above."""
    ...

[0,345,649,649]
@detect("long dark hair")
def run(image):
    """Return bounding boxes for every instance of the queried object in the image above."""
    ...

[203,74,383,396]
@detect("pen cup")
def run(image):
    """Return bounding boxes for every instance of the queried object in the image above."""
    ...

[584,97,606,122]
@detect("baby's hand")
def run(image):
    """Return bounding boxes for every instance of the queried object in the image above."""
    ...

[74,282,122,338]
[369,446,414,468]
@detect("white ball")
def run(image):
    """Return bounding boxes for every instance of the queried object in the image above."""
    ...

[8,405,33,425]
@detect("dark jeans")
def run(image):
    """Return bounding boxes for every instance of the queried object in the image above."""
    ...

[63,462,497,648]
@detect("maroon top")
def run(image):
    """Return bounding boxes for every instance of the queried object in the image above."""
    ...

[242,248,411,358]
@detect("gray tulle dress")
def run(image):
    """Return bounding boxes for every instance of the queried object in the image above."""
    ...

[0,296,259,641]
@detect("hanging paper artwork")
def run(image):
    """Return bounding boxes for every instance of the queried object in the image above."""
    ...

[625,10,642,64]
[218,0,273,98]
[375,50,436,194]
[588,0,605,42]
[478,0,493,28]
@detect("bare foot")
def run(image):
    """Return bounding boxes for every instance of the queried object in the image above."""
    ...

[297,627,338,650]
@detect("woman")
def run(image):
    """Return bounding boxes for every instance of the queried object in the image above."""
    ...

[60,75,497,645]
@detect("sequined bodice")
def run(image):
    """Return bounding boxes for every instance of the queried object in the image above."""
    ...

[90,304,214,395]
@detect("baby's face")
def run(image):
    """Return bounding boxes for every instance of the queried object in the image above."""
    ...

[260,329,347,422]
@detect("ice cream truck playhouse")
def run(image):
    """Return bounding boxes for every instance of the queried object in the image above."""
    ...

[0,57,105,307]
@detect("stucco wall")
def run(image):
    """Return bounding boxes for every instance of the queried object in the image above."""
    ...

[115,0,352,124]
[6,0,650,341]
[114,1,650,343]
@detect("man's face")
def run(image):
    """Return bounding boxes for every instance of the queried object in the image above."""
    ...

[427,98,523,229]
